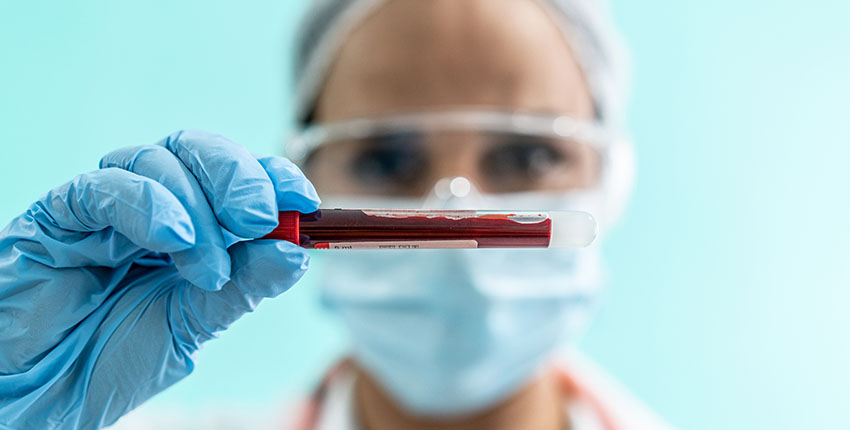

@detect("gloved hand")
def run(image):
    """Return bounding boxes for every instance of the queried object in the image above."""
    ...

[0,130,321,430]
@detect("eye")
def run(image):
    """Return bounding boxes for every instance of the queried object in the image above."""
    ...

[480,137,570,190]
[348,132,429,193]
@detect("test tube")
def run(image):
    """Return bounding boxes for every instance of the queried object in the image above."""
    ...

[262,209,596,249]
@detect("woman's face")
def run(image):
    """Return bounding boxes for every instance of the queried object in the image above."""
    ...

[305,0,598,198]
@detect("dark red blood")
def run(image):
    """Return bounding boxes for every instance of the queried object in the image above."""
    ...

[281,209,551,249]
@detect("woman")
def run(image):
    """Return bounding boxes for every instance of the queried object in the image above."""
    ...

[289,0,665,429]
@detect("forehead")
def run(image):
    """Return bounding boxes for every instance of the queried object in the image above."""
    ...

[314,0,594,122]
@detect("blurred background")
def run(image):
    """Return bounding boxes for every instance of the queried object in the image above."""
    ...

[1,1,849,428]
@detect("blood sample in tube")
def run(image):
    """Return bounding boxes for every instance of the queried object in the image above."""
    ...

[262,209,596,249]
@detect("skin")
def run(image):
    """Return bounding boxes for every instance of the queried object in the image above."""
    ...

[307,0,596,428]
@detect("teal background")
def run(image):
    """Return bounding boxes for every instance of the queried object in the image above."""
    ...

[1,1,849,429]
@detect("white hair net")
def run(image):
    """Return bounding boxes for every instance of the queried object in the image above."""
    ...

[290,0,635,227]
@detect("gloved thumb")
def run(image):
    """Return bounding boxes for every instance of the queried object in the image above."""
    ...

[168,240,309,351]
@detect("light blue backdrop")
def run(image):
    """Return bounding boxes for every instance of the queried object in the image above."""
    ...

[1,1,848,429]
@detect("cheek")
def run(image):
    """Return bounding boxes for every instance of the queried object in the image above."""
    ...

[585,148,603,186]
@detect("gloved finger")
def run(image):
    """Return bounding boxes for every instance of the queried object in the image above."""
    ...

[101,145,230,291]
[170,240,309,350]
[30,168,195,266]
[256,156,321,213]
[158,130,279,238]
[217,157,319,248]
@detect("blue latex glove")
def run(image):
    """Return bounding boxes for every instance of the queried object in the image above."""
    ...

[0,130,321,429]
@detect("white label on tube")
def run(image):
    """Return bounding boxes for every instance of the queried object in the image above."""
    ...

[325,240,479,249]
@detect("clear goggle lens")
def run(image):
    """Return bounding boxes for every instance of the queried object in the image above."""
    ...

[287,110,617,199]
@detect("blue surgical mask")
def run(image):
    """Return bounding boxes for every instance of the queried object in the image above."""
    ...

[320,245,601,416]
[317,186,605,416]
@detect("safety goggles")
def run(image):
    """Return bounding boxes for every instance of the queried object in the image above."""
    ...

[286,110,619,199]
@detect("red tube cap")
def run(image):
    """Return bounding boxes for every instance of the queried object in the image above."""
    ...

[263,211,301,245]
